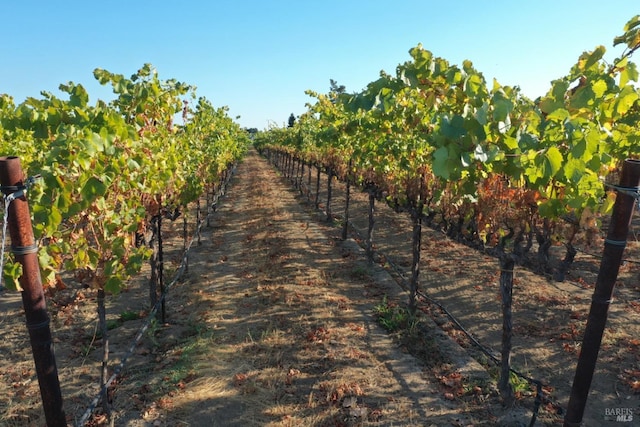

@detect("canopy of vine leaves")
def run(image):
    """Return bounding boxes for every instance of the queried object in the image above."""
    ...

[255,15,640,253]
[0,64,249,293]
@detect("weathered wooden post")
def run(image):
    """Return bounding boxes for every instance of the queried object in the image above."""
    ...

[564,158,640,426]
[0,156,67,426]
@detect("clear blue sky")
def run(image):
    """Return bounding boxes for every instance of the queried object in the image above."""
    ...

[1,1,638,129]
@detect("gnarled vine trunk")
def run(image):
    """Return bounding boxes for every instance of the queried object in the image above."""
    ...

[498,253,516,407]
[408,203,423,314]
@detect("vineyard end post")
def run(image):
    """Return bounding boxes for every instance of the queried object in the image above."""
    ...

[0,156,67,427]
[564,158,640,426]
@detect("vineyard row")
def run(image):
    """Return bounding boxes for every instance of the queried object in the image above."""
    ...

[254,17,640,424]
[0,63,249,426]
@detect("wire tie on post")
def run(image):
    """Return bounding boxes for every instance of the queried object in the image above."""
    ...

[0,184,26,193]
[604,238,627,247]
[606,183,640,210]
[604,182,640,197]
[11,243,39,255]
[26,319,51,331]
[0,174,42,194]
[592,296,613,305]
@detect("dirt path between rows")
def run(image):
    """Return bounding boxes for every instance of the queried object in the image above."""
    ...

[1,148,638,426]
[121,149,507,426]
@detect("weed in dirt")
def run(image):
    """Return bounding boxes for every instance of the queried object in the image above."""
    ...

[259,322,283,342]
[162,347,198,387]
[349,265,370,280]
[510,371,532,397]
[106,319,120,331]
[92,318,121,340]
[482,363,545,405]
[245,328,256,344]
[374,295,452,372]
[120,310,142,322]
[373,295,415,333]
[145,318,161,349]
[131,322,213,406]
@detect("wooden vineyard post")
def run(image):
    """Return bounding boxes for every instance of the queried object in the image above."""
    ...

[564,158,640,426]
[0,156,67,426]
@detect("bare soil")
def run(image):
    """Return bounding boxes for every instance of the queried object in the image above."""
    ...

[0,148,638,426]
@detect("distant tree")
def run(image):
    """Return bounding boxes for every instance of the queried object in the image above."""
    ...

[288,113,296,128]
[244,127,258,139]
[330,79,346,94]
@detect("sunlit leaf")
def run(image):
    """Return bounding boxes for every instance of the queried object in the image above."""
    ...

[545,146,563,177]
[80,177,108,202]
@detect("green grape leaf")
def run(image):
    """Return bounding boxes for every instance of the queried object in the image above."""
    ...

[614,85,639,116]
[538,198,564,219]
[104,276,123,295]
[614,15,640,49]
[80,177,108,202]
[551,80,570,99]
[492,92,514,122]
[563,157,586,182]
[70,84,89,107]
[623,14,640,32]
[547,108,570,122]
[569,86,595,109]
[2,262,23,291]
[441,115,465,139]
[464,74,484,97]
[539,97,563,115]
[579,46,606,71]
[432,146,451,180]
[592,79,608,98]
[619,62,639,88]
[474,102,489,125]
[125,251,147,276]
[545,146,563,178]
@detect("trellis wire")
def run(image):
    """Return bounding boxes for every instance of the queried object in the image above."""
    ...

[603,182,640,208]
